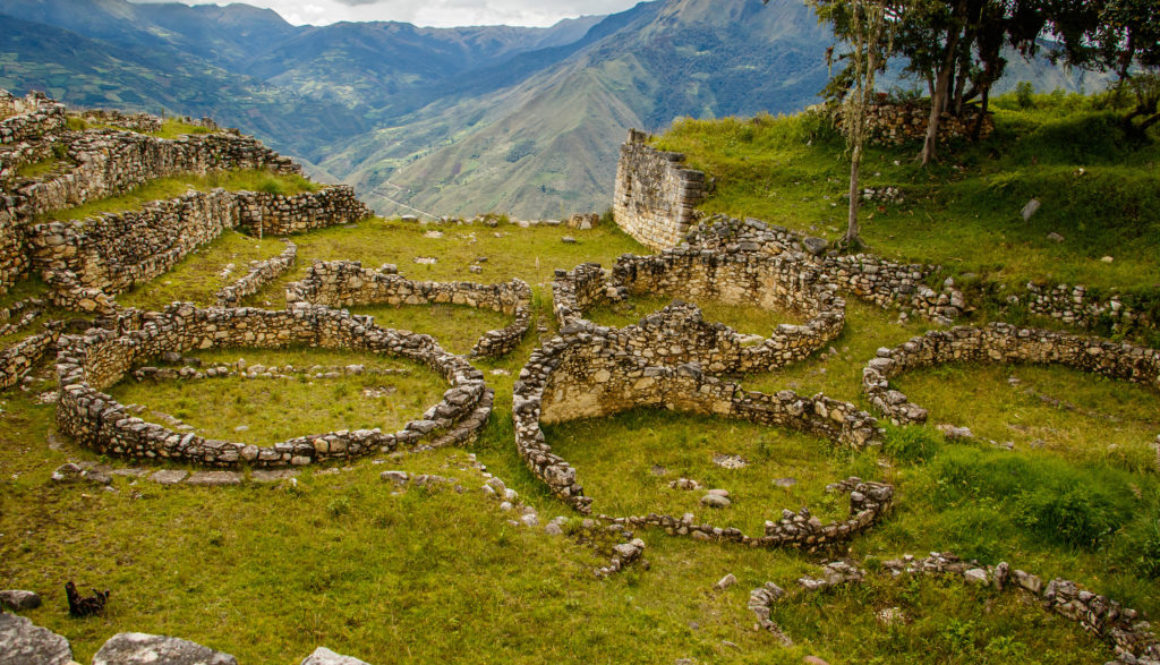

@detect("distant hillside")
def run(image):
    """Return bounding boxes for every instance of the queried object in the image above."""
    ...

[0,0,1107,218]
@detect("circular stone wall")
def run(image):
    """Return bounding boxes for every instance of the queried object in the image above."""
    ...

[56,303,492,468]
[287,260,532,358]
[863,323,1160,425]
[552,247,845,374]
[512,320,892,549]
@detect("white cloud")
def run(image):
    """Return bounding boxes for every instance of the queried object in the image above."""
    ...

[130,0,643,27]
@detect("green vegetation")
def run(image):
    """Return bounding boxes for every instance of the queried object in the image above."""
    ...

[654,92,1160,293]
[586,293,807,334]
[15,156,66,180]
[352,304,514,356]
[109,348,446,446]
[39,170,319,223]
[69,116,213,138]
[116,231,287,311]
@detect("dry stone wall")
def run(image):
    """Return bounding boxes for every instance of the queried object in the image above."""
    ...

[839,103,995,146]
[750,553,1159,665]
[553,253,846,374]
[287,260,532,358]
[613,129,707,251]
[55,304,493,468]
[512,308,886,541]
[0,92,67,146]
[215,240,297,308]
[1022,282,1156,334]
[0,321,63,390]
[26,186,368,311]
[0,197,28,294]
[863,323,1160,425]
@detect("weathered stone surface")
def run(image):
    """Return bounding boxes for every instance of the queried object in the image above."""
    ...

[612,129,706,250]
[185,471,242,487]
[300,646,372,665]
[0,589,42,610]
[93,633,237,665]
[0,613,73,665]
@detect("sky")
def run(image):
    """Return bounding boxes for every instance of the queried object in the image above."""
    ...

[129,0,642,27]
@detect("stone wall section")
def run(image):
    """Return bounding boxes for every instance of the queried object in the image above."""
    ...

[0,92,67,146]
[862,323,1160,424]
[287,260,532,359]
[512,310,884,525]
[55,304,493,468]
[26,186,368,311]
[613,129,707,251]
[0,198,28,294]
[838,103,995,146]
[750,553,1159,665]
[553,250,847,374]
[0,321,64,390]
[215,240,297,308]
[1023,282,1155,334]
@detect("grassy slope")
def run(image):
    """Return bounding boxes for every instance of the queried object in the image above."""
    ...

[2,110,1160,663]
[653,92,1160,294]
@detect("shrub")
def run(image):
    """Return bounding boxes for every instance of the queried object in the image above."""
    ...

[883,425,942,465]
[1014,485,1118,549]
[1015,82,1035,109]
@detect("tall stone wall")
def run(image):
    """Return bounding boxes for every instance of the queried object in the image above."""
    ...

[56,304,493,468]
[613,129,707,251]
[26,186,368,310]
[0,197,28,295]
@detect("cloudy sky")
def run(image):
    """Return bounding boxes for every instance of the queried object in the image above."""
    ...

[131,0,643,27]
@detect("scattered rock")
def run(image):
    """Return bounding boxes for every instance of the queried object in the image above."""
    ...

[148,470,189,485]
[802,237,828,256]
[561,236,577,244]
[963,568,989,585]
[1101,256,1114,263]
[711,453,748,469]
[714,574,737,590]
[414,257,437,265]
[0,613,73,665]
[93,633,237,665]
[803,656,831,665]
[300,646,373,665]
[669,478,700,491]
[936,423,973,440]
[700,493,731,508]
[0,589,42,611]
[773,477,797,488]
[1021,198,1041,221]
[380,471,409,485]
[1046,232,1065,243]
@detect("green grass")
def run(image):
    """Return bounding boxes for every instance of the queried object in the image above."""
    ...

[67,116,214,138]
[15,157,66,180]
[546,410,879,533]
[653,95,1160,293]
[351,304,515,356]
[769,574,1114,664]
[38,170,320,223]
[116,230,288,310]
[108,348,447,445]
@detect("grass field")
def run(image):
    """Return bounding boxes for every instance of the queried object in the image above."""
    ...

[2,97,1160,664]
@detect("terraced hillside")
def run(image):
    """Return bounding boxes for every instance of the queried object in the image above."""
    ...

[0,91,1158,665]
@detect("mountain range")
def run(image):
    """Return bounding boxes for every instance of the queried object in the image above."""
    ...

[0,0,1100,218]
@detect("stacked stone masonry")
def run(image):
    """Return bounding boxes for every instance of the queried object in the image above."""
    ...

[215,240,297,308]
[750,553,1159,665]
[613,129,707,251]
[0,320,64,390]
[287,260,532,358]
[26,186,369,312]
[553,254,846,374]
[55,304,493,468]
[839,103,996,146]
[512,307,889,550]
[863,322,1160,425]
[1024,282,1156,334]
[0,91,67,147]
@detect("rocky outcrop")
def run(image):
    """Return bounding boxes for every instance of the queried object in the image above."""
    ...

[0,613,73,665]
[93,633,238,665]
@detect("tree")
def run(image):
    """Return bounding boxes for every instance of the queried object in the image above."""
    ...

[804,0,896,247]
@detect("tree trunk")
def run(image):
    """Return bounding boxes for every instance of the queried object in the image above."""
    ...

[846,142,862,246]
[920,34,961,166]
[972,83,991,140]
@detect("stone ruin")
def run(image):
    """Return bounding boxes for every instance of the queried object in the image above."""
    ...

[55,304,493,468]
[863,322,1160,425]
[612,129,707,250]
[286,260,533,359]
[749,552,1159,665]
